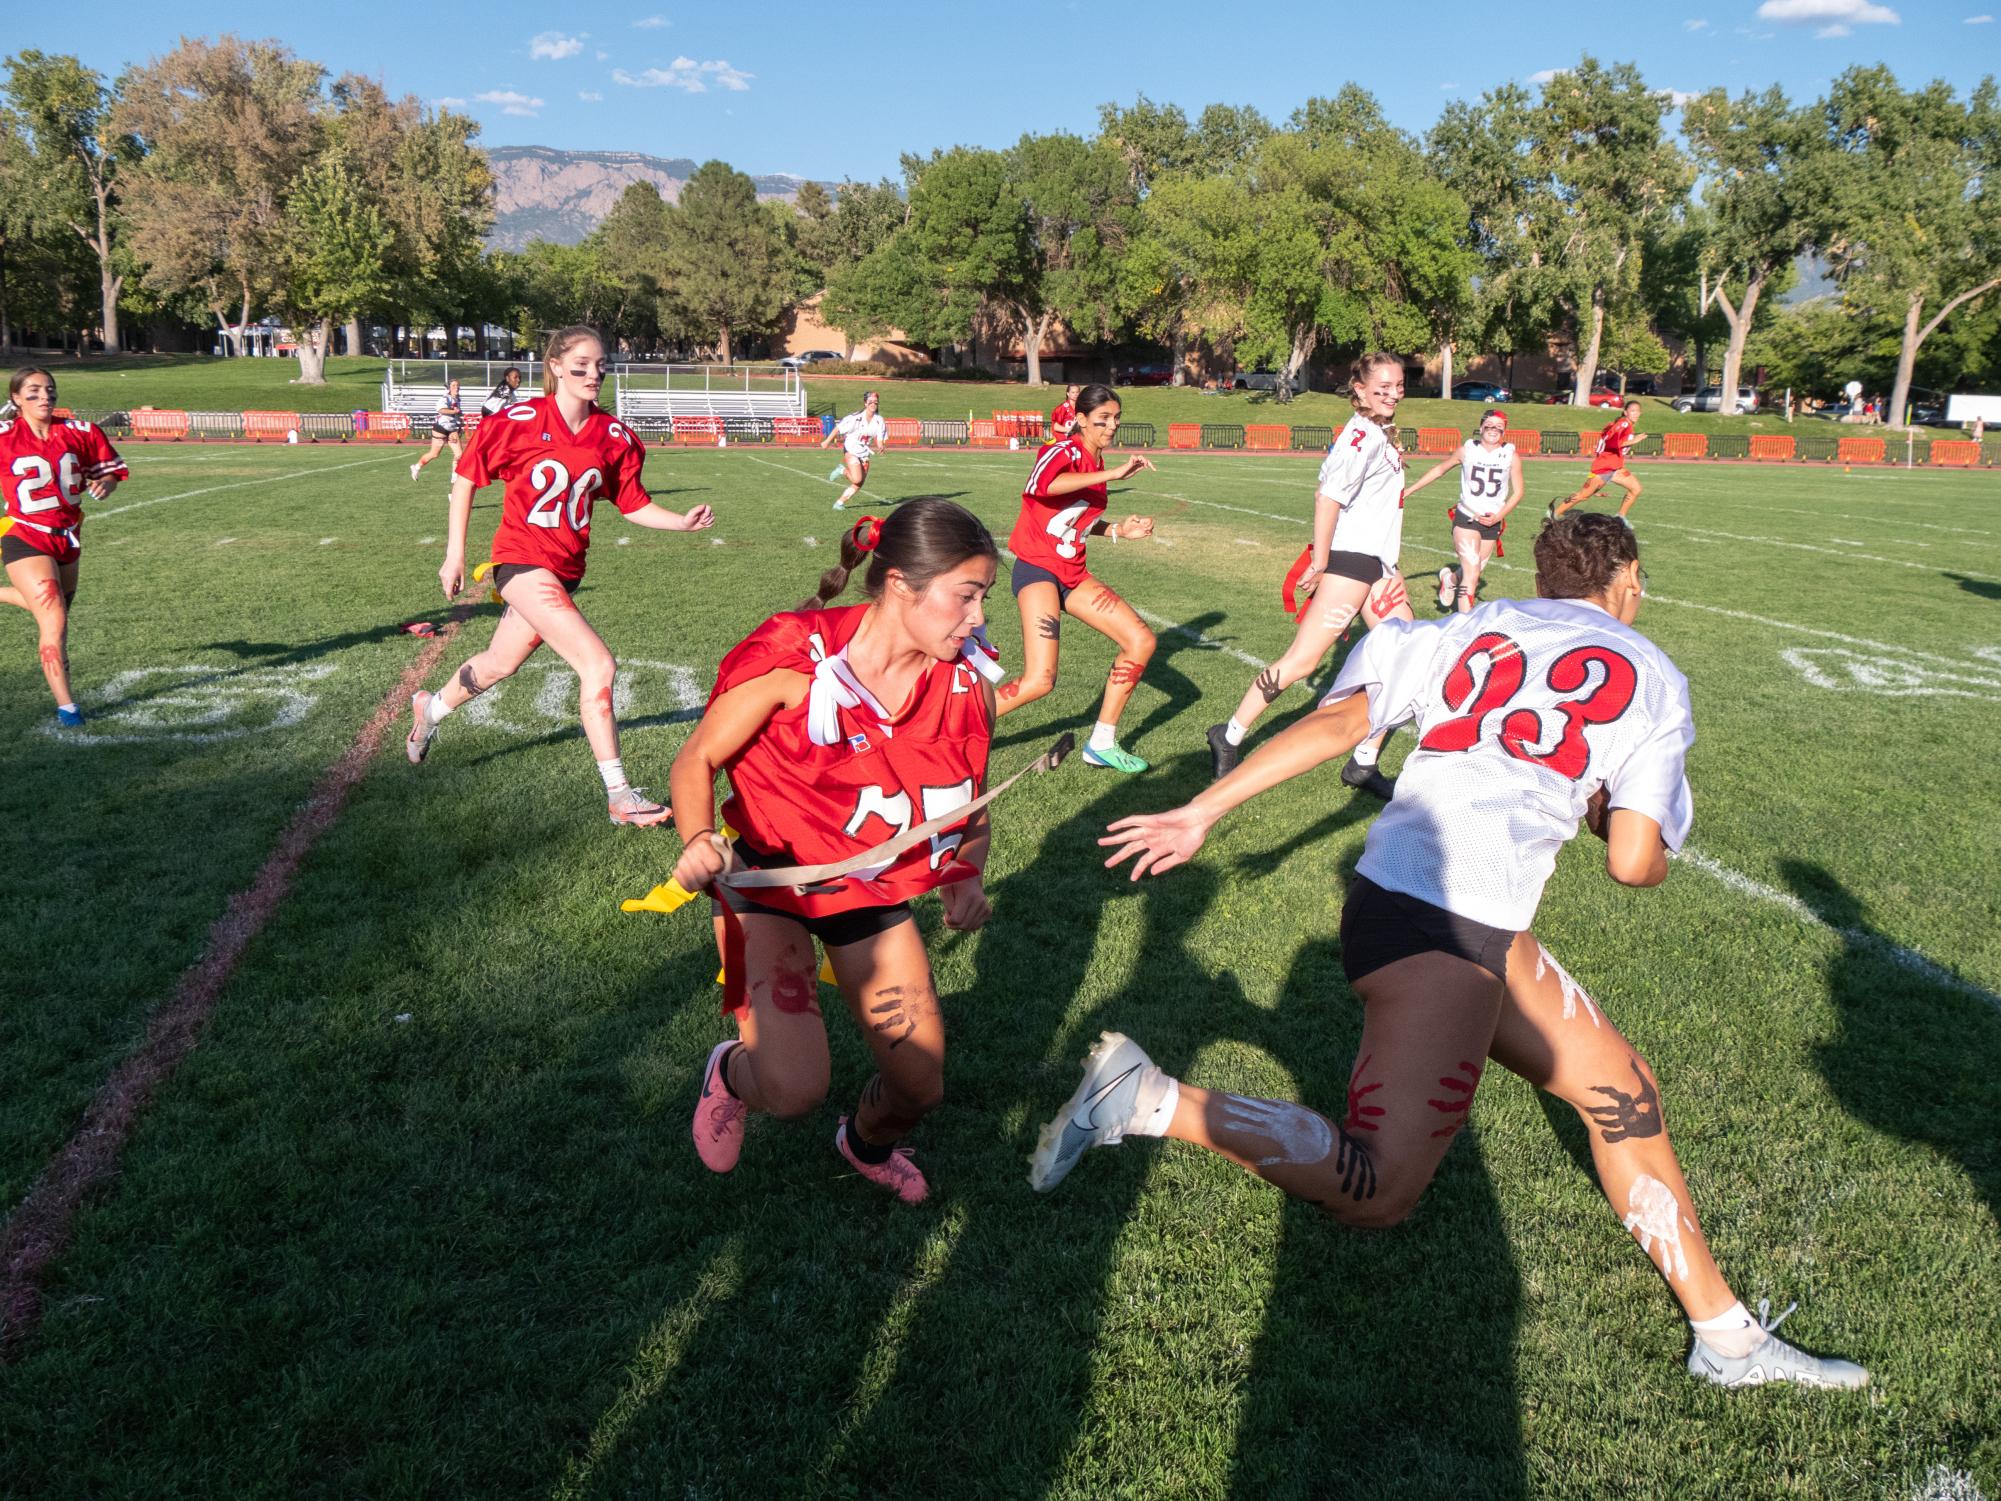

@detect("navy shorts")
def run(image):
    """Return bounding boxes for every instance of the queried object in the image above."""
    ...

[1339,874,1513,986]
[1011,557,1074,609]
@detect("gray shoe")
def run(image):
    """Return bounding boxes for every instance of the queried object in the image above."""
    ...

[1686,1300,1869,1390]
[1029,1031,1164,1192]
[1206,723,1240,780]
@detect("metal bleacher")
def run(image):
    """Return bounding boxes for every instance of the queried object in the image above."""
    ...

[612,365,806,429]
[381,359,541,419]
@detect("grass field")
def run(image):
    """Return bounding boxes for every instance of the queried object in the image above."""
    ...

[1,439,1997,1499]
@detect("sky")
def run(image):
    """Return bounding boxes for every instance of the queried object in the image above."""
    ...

[9,0,1998,181]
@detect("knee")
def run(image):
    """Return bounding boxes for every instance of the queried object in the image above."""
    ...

[578,654,617,699]
[1320,1183,1421,1231]
[1012,668,1057,702]
[1126,626,1156,663]
[758,1064,830,1121]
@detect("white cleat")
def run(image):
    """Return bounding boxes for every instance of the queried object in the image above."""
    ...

[1687,1301,1869,1390]
[1029,1031,1166,1192]
[406,692,438,764]
[409,461,422,482]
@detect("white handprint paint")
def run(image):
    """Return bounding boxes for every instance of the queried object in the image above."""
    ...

[1536,941,1601,1028]
[1219,1096,1333,1168]
[1623,1174,1690,1282]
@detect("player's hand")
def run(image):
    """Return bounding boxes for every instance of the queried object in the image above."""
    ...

[1583,786,1610,842]
[85,478,115,500]
[1112,455,1155,480]
[670,832,730,894]
[1100,805,1212,881]
[439,555,466,599]
[940,875,991,931]
[1119,514,1154,540]
[1475,510,1502,526]
[676,504,716,531]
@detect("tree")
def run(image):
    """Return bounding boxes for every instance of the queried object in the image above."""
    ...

[282,156,392,382]
[1815,67,2001,425]
[381,106,493,348]
[1004,132,1136,383]
[658,160,795,363]
[2,51,130,350]
[1096,95,1196,193]
[591,180,671,349]
[1682,86,1822,413]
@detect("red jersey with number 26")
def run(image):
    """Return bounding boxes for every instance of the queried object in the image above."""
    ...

[1592,416,1635,472]
[0,418,127,561]
[1010,438,1104,589]
[713,603,995,919]
[454,395,647,581]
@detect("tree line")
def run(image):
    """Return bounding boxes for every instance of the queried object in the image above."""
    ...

[2,38,1996,424]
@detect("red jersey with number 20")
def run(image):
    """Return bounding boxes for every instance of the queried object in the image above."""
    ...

[713,604,996,919]
[454,395,647,581]
[1591,416,1635,472]
[0,418,127,561]
[1010,438,1104,589]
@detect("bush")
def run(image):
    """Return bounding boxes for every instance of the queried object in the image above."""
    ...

[800,361,1001,381]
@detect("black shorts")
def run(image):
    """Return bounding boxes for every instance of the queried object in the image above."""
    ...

[1452,512,1505,543]
[1339,874,1513,986]
[1,532,75,570]
[1011,557,1074,610]
[432,420,462,439]
[1322,549,1390,585]
[490,563,580,595]
[721,841,915,948]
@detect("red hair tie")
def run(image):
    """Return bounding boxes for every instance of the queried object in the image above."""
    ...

[852,515,883,552]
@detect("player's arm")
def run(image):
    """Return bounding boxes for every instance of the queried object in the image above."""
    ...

[668,669,811,890]
[1584,789,1669,887]
[1400,454,1458,500]
[1494,453,1527,519]
[1039,456,1152,496]
[439,474,477,598]
[1088,514,1151,540]
[1100,690,1375,880]
[621,499,716,532]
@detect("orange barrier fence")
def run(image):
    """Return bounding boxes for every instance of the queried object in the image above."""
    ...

[882,417,923,448]
[357,412,411,442]
[1244,424,1290,451]
[1663,433,1708,459]
[1929,440,1981,467]
[1168,423,1201,450]
[994,411,1045,441]
[1838,437,1886,464]
[242,410,301,443]
[1749,435,1795,461]
[1417,427,1462,455]
[970,419,1007,448]
[672,416,726,445]
[772,416,822,446]
[128,409,192,440]
[1507,428,1541,456]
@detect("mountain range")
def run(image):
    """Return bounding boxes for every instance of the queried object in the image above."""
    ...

[485,145,834,250]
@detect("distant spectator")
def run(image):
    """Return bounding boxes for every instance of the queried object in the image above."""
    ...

[1970,415,1985,444]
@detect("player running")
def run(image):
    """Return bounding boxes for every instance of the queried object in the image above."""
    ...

[1205,352,1413,795]
[1400,410,1524,613]
[406,326,715,825]
[0,367,127,728]
[670,500,1003,1203]
[410,378,465,482]
[1050,383,1082,438]
[823,390,888,510]
[1555,399,1645,520]
[996,383,1158,773]
[1037,512,1868,1391]
[479,366,524,418]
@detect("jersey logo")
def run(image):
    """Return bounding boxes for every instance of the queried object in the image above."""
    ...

[848,732,871,754]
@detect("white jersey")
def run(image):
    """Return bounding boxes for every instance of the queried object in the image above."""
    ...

[836,410,888,459]
[1327,596,1695,931]
[480,387,519,417]
[1456,440,1515,519]
[1317,415,1406,569]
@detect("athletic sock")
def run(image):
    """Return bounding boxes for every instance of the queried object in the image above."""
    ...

[1088,721,1117,752]
[56,702,77,714]
[1350,740,1381,768]
[1691,1300,1761,1359]
[717,1042,743,1101]
[596,757,630,797]
[1126,1067,1180,1139]
[423,692,455,727]
[1223,718,1247,747]
[843,1114,894,1165]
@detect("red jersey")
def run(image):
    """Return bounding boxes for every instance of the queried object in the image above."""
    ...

[1592,416,1635,472]
[713,604,995,919]
[1009,438,1105,589]
[454,395,647,581]
[0,417,126,562]
[1050,401,1077,436]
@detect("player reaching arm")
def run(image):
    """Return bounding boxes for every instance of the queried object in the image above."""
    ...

[1401,410,1524,612]
[822,390,888,510]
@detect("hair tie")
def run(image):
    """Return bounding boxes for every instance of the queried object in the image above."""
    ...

[852,516,883,552]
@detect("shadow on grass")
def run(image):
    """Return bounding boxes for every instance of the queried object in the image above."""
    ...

[985,608,1221,758]
[1942,572,2001,601]
[1787,860,2001,1224]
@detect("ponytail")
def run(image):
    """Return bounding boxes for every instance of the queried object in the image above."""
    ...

[798,499,996,611]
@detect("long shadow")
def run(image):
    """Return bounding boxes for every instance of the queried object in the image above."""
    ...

[1942,572,2001,601]
[1787,860,2001,1225]
[199,619,467,669]
[986,608,1222,757]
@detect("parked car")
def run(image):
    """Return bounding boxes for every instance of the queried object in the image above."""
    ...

[1672,386,1759,414]
[1232,368,1280,391]
[779,349,844,370]
[1450,380,1510,403]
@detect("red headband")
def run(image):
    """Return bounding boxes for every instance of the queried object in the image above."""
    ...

[852,515,883,552]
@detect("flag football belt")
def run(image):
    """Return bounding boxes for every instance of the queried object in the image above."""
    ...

[8,517,80,547]
[1447,503,1506,557]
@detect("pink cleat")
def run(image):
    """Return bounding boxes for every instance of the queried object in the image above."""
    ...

[692,1042,747,1172]
[608,787,673,826]
[407,692,438,764]
[834,1116,930,1203]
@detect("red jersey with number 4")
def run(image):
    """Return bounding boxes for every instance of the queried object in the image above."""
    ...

[1592,416,1635,472]
[454,395,647,581]
[0,418,127,561]
[1010,439,1104,589]
[713,604,994,918]
[1050,400,1077,435]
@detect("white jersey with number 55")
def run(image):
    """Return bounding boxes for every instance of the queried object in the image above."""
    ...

[1456,440,1515,520]
[1326,596,1694,930]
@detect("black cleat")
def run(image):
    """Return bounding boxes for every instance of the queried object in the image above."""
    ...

[1206,722,1241,780]
[1340,757,1396,800]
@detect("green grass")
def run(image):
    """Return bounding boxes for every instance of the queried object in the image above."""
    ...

[0,442,1997,1498]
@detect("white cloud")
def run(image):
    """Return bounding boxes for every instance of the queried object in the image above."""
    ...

[1656,88,1701,108]
[596,50,610,60]
[437,95,467,108]
[612,57,753,92]
[475,89,546,117]
[1757,0,1901,27]
[633,14,670,26]
[1685,16,1711,28]
[529,31,586,60]
[1527,67,1568,84]
[1440,81,1459,90]
[579,90,604,102]
[1967,12,1994,20]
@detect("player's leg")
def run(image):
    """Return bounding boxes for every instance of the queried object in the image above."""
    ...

[1613,469,1643,518]
[692,911,834,1174]
[833,455,865,509]
[1487,931,1867,1386]
[1555,471,1606,517]
[1337,570,1415,799]
[827,910,941,1202]
[1209,572,1366,778]
[5,552,77,715]
[995,576,1063,718]
[1066,575,1156,772]
[412,433,445,478]
[1453,526,1487,614]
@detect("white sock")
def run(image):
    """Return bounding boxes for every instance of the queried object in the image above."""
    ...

[57,701,77,714]
[1691,1300,1760,1358]
[1350,740,1381,768]
[423,693,454,727]
[596,757,630,796]
[1223,718,1247,747]
[1126,1067,1180,1139]
[1088,721,1117,752]
[838,486,858,503]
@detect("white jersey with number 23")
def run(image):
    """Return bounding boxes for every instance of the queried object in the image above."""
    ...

[1327,596,1695,931]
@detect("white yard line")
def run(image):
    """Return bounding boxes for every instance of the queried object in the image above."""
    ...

[92,454,403,521]
[1640,520,1999,582]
